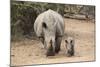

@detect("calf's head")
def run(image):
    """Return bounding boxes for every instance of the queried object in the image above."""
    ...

[65,37,75,57]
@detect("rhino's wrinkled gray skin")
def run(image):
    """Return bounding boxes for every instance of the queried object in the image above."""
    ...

[34,9,64,56]
[65,37,75,57]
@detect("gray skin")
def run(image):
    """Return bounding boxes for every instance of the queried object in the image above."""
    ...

[34,9,65,56]
[65,37,75,57]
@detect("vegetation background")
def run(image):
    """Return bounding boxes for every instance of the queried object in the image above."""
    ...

[11,0,95,41]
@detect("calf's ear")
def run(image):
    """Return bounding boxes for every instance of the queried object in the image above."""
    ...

[42,22,47,29]
[70,40,74,45]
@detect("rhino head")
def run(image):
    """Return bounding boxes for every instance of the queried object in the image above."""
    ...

[42,22,56,56]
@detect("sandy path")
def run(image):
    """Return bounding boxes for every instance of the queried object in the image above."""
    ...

[11,18,95,66]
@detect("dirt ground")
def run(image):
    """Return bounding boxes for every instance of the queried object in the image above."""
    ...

[11,18,95,66]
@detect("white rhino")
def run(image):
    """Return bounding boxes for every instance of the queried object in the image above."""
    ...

[34,9,65,56]
[65,37,75,57]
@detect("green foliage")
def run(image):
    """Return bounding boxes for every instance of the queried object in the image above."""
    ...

[11,1,95,41]
[11,1,65,41]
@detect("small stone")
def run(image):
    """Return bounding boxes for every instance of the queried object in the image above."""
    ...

[11,55,15,57]
[36,54,39,56]
[29,54,32,56]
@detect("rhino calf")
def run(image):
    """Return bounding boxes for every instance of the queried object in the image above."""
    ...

[34,9,64,56]
[65,37,75,57]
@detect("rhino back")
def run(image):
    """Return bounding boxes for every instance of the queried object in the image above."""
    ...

[34,9,64,37]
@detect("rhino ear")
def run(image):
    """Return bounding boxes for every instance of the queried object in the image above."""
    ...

[65,40,68,44]
[42,22,47,29]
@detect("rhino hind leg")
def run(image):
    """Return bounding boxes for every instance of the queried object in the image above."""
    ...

[55,37,62,53]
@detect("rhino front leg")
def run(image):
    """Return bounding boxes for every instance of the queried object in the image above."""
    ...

[39,37,46,49]
[39,37,44,44]
[55,36,62,53]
